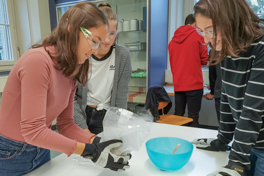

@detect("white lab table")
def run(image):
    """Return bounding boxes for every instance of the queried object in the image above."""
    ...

[25,123,229,176]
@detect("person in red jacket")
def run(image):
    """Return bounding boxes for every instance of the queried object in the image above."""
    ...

[168,14,208,127]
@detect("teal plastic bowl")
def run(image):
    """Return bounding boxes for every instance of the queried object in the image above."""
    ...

[146,137,193,171]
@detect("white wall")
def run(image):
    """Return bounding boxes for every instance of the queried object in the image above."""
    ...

[183,0,195,23]
[167,0,195,70]
[168,0,195,42]
[36,0,52,41]
[166,0,209,85]
[13,0,32,55]
[167,0,183,70]
[14,0,51,55]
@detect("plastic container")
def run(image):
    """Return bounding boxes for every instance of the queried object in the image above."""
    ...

[138,20,143,30]
[143,7,147,30]
[146,137,193,171]
[101,107,152,155]
[123,20,130,31]
[130,19,139,31]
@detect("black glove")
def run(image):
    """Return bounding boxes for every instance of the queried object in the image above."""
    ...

[191,138,231,151]
[92,137,101,144]
[207,161,245,176]
[81,139,131,171]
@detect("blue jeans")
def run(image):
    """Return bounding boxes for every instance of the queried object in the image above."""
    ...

[0,134,50,176]
[245,148,264,176]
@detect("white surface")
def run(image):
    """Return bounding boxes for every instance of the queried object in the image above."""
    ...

[163,85,210,95]
[25,123,229,176]
[164,85,174,94]
[165,69,173,83]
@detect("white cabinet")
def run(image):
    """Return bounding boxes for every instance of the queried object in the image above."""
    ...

[55,0,169,106]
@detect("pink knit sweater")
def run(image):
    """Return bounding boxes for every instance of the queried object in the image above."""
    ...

[0,46,95,156]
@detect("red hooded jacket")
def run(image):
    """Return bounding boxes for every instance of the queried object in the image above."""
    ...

[168,25,208,92]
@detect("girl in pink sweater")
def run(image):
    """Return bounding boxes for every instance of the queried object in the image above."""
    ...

[0,2,130,175]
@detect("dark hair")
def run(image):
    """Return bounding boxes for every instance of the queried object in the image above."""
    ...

[32,2,108,85]
[185,14,196,25]
[194,0,264,64]
[97,2,118,28]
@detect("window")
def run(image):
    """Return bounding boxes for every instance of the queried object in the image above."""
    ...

[0,0,18,70]
[246,0,264,18]
[57,6,71,22]
[0,0,14,61]
[194,0,200,4]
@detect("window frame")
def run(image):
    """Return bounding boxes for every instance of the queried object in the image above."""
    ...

[0,0,19,70]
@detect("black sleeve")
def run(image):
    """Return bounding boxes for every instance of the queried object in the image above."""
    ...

[209,64,217,95]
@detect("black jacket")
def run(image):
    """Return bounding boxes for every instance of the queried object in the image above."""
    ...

[145,86,172,121]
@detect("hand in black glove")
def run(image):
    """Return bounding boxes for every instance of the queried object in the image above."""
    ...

[207,161,245,176]
[191,138,231,151]
[81,139,131,171]
[92,136,101,144]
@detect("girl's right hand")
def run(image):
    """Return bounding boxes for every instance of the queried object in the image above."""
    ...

[81,140,131,171]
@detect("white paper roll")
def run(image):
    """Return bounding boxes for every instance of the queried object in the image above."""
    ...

[123,21,130,31]
[130,19,139,31]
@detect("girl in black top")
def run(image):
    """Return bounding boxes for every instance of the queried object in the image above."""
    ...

[193,0,264,175]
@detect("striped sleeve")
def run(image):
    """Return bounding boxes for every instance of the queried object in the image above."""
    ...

[229,47,264,168]
[217,87,236,144]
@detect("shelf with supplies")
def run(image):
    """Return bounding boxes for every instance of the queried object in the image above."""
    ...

[118,30,146,33]
[124,42,146,51]
[55,0,169,105]
[131,69,147,78]
[128,86,146,103]
[131,76,146,78]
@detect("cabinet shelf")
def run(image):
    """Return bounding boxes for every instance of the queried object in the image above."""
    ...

[131,72,146,78]
[128,87,146,103]
[119,30,146,33]
[128,50,146,52]
[131,76,146,78]
[125,42,146,51]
